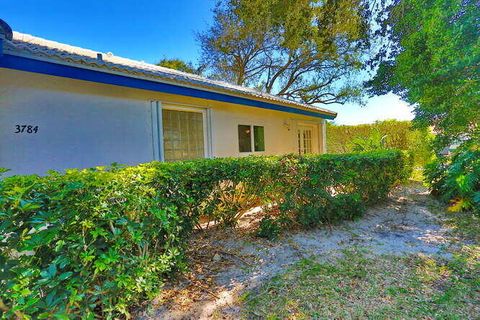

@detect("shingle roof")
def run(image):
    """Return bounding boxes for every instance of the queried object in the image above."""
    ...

[3,31,336,118]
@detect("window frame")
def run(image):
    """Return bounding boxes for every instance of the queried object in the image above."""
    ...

[238,124,266,154]
[160,104,211,161]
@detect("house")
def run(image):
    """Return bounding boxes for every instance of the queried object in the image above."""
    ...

[0,19,337,175]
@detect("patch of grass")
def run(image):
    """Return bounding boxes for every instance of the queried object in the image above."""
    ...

[241,248,480,319]
[444,212,480,243]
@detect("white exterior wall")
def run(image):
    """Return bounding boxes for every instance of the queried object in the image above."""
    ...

[210,102,321,158]
[0,68,326,175]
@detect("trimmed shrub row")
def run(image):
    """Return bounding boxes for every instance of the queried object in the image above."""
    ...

[0,150,410,318]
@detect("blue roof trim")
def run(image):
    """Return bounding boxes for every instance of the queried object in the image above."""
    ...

[0,54,335,120]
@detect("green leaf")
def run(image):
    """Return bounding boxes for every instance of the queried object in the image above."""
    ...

[58,272,73,281]
[473,192,480,204]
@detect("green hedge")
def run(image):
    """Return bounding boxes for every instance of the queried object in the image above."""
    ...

[0,150,409,318]
[327,120,432,167]
[278,151,411,228]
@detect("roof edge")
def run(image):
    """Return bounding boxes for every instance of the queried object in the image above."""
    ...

[2,29,337,119]
[0,54,337,120]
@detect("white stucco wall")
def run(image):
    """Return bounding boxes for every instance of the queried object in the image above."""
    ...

[209,102,321,158]
[0,68,326,175]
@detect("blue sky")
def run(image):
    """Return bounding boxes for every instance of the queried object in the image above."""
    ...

[2,0,413,125]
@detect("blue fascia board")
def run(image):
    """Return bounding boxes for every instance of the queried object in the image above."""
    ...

[0,54,336,120]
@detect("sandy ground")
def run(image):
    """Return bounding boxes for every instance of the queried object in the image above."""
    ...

[137,184,460,319]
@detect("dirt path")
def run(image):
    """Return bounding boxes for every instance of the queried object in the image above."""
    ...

[138,184,461,319]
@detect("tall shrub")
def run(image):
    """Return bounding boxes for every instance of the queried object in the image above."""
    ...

[425,138,480,214]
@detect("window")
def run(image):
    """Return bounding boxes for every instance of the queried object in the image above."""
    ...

[238,125,265,152]
[163,109,205,161]
[298,126,313,155]
[238,125,252,152]
[254,126,265,151]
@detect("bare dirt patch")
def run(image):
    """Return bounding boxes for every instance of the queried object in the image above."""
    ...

[137,184,464,319]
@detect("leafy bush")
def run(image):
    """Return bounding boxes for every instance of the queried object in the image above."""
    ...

[257,217,282,240]
[178,157,280,228]
[425,138,480,214]
[0,151,409,318]
[278,151,410,228]
[349,129,388,152]
[0,165,193,319]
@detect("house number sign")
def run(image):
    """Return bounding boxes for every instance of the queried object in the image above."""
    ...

[14,125,39,134]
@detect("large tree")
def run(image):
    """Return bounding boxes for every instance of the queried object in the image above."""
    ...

[367,0,479,150]
[367,0,479,212]
[157,58,203,75]
[198,0,374,105]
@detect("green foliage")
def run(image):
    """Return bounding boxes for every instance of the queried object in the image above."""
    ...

[257,217,281,240]
[349,129,388,152]
[172,156,281,227]
[0,165,192,318]
[156,58,202,75]
[368,0,479,148]
[0,151,408,318]
[366,0,479,212]
[277,151,410,228]
[425,138,480,214]
[327,120,432,167]
[199,0,373,105]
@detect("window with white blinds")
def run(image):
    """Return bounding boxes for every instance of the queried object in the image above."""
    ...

[162,109,205,161]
